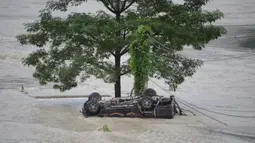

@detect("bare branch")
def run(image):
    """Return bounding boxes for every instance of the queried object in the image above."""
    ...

[100,0,116,13]
[121,0,127,11]
[109,51,116,57]
[106,0,116,11]
[120,44,130,55]
[121,0,136,12]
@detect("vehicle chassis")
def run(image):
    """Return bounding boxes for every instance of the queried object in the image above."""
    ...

[81,91,182,119]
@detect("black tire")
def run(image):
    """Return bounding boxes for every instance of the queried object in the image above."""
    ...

[143,88,157,97]
[85,101,100,113]
[139,96,154,109]
[88,92,102,101]
[81,107,87,117]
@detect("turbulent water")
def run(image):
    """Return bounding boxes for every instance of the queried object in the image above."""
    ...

[0,0,255,142]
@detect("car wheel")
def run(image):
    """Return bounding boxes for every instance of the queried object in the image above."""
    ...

[143,88,157,97]
[88,92,102,101]
[86,101,100,113]
[139,96,154,109]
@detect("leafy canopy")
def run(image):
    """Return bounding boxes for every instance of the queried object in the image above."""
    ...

[16,0,226,95]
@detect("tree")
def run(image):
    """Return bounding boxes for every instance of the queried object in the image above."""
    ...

[16,0,226,97]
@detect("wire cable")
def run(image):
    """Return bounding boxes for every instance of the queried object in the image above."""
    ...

[149,79,255,118]
[147,34,255,62]
[147,78,228,126]
[146,35,255,118]
[176,98,228,126]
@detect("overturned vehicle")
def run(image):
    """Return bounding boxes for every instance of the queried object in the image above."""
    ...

[81,88,183,119]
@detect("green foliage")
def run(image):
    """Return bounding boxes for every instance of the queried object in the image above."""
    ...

[129,25,152,96]
[102,124,112,132]
[16,0,226,96]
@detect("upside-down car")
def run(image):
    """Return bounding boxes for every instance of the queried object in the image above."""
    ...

[81,88,182,119]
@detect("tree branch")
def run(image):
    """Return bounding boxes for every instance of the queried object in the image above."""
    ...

[106,0,116,11]
[109,51,115,57]
[100,0,116,13]
[121,0,127,11]
[120,44,130,55]
[120,29,129,55]
[120,69,131,76]
[121,0,136,12]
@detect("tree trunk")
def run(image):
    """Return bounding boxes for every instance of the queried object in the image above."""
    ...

[114,7,122,97]
[114,52,121,97]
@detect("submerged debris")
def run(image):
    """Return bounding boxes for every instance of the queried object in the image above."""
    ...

[98,124,112,132]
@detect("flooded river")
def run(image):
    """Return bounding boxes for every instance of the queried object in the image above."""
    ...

[0,0,255,142]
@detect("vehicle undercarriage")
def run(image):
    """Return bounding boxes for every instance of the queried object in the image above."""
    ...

[81,88,183,119]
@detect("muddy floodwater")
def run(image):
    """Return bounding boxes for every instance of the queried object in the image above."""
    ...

[1,0,255,142]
